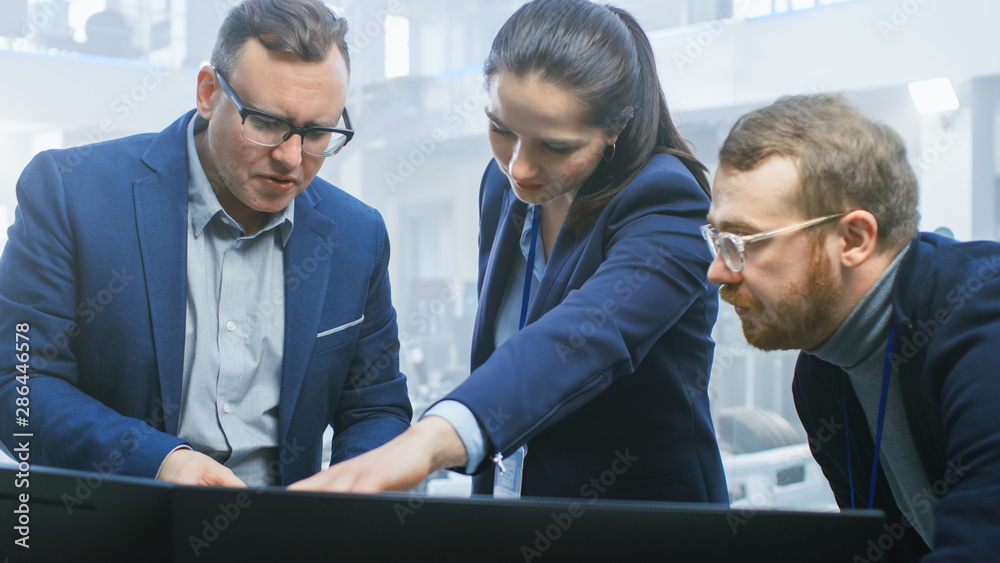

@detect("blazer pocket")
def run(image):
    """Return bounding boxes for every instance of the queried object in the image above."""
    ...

[314,314,365,353]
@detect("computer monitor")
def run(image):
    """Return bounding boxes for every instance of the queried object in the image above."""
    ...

[1,465,885,562]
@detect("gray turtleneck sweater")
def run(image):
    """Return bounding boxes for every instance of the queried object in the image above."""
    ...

[807,245,934,546]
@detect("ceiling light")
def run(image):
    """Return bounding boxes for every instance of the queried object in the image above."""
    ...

[908,77,959,114]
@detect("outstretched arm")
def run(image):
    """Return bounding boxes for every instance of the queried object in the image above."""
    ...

[289,417,464,493]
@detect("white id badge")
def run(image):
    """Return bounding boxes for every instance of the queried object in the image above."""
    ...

[493,445,527,498]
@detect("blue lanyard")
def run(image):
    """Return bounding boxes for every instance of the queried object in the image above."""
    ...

[519,208,541,331]
[843,328,895,510]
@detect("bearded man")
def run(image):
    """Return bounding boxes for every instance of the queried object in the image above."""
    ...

[704,93,1000,563]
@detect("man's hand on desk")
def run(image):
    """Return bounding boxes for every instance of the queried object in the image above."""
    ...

[157,449,247,487]
[288,416,467,493]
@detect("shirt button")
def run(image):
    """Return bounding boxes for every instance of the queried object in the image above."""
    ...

[226,321,236,332]
[223,403,231,414]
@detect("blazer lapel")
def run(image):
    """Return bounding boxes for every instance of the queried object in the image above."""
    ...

[134,111,194,435]
[529,220,588,319]
[472,189,525,365]
[279,188,336,442]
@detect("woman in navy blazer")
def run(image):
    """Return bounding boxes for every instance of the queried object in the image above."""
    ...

[293,0,727,503]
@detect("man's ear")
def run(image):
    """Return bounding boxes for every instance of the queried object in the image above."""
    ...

[837,210,879,268]
[195,66,219,121]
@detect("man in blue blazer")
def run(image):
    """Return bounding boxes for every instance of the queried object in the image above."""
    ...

[706,94,1000,562]
[0,0,410,487]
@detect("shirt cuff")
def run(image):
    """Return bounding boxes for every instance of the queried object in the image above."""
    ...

[155,444,193,480]
[423,400,485,474]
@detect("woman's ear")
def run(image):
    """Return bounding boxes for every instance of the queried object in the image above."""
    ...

[608,106,635,145]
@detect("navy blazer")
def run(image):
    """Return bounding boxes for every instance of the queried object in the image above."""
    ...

[794,233,1000,562]
[447,154,728,502]
[0,111,411,485]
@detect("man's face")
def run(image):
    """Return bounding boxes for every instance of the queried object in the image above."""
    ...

[195,39,349,232]
[706,156,843,351]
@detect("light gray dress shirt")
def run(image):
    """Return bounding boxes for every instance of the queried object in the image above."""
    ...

[175,116,294,486]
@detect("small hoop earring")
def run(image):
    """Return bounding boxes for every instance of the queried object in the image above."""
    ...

[603,143,616,162]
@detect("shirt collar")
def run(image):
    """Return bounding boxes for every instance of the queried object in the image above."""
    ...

[185,115,295,245]
[519,204,546,281]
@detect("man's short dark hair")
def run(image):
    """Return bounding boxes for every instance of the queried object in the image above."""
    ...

[211,0,350,76]
[719,94,919,251]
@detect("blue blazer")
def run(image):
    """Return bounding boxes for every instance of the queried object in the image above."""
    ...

[0,111,411,485]
[794,233,1000,562]
[447,155,728,502]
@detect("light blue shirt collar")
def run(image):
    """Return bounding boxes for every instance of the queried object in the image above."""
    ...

[520,204,546,280]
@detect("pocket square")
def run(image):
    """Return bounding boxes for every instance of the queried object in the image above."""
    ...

[317,315,365,338]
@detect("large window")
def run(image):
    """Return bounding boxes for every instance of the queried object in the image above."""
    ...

[1,0,176,63]
[737,0,859,18]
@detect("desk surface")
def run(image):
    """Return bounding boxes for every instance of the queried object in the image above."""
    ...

[1,465,884,562]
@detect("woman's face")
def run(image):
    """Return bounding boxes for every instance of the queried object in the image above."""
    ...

[486,73,614,208]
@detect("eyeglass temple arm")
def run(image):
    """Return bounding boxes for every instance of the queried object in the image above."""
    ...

[740,214,844,245]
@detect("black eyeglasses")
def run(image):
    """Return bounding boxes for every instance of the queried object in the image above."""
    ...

[701,214,845,272]
[213,67,354,157]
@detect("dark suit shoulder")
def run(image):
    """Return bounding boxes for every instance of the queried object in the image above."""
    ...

[37,131,158,178]
[616,153,707,203]
[28,112,195,196]
[894,233,1000,320]
[597,153,710,229]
